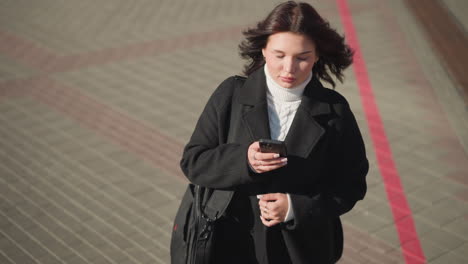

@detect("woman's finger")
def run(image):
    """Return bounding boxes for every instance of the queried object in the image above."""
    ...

[260,216,281,227]
[267,203,277,212]
[258,200,267,208]
[255,152,282,160]
[248,140,288,173]
[269,210,280,218]
[255,162,288,173]
[256,157,287,166]
[265,219,281,227]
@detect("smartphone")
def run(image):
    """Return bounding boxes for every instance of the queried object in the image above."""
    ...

[259,139,287,157]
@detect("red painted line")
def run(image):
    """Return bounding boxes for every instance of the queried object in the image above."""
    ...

[336,1,426,263]
[0,30,59,70]
[0,26,246,74]
[0,78,35,99]
[24,77,186,181]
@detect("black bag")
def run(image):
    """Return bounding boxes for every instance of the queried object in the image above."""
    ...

[170,184,233,264]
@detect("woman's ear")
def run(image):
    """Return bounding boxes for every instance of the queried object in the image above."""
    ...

[261,48,266,58]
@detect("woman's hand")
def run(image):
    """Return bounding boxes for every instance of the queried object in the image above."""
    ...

[248,141,287,173]
[258,193,289,227]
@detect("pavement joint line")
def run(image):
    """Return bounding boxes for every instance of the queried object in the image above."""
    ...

[0,145,172,255]
[391,0,468,154]
[27,77,185,181]
[16,91,181,200]
[0,250,15,264]
[0,209,65,264]
[37,75,185,150]
[0,189,90,264]
[0,34,205,182]
[404,0,468,104]
[0,25,245,75]
[0,111,173,240]
[0,176,115,264]
[0,27,229,181]
[379,0,468,155]
[0,75,185,180]
[0,154,149,264]
[337,0,425,263]
[0,119,170,262]
[342,223,403,256]
[0,229,41,264]
[0,104,175,233]
[75,61,207,124]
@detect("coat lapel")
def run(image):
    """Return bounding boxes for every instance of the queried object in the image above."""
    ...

[243,103,271,140]
[284,108,325,158]
[237,68,271,140]
[284,77,331,158]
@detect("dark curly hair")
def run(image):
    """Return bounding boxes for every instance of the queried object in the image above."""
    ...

[239,1,353,88]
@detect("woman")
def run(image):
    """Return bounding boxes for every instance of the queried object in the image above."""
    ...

[172,1,368,263]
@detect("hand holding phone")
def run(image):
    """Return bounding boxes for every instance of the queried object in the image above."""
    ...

[248,140,288,174]
[259,139,287,157]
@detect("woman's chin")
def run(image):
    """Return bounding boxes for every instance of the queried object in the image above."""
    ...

[280,82,295,88]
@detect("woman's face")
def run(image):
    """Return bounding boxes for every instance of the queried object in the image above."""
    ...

[262,32,318,88]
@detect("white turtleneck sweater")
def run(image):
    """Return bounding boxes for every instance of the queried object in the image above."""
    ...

[264,65,312,222]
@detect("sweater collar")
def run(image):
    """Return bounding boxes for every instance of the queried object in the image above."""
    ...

[236,66,331,117]
[264,64,311,102]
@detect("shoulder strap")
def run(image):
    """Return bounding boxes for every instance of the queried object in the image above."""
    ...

[197,75,246,220]
[203,189,234,219]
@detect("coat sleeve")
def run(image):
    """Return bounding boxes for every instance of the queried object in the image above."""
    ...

[180,77,258,189]
[287,103,369,230]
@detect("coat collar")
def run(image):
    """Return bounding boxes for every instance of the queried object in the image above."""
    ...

[237,67,331,158]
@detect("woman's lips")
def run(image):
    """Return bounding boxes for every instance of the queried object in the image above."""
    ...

[280,77,296,83]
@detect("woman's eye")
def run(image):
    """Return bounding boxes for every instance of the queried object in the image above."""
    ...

[276,55,285,59]
[297,57,308,61]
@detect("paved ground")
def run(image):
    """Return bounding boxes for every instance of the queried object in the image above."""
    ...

[0,0,467,263]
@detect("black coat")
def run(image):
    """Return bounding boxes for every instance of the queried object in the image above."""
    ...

[179,68,369,263]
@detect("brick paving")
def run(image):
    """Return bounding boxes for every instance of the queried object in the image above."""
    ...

[405,0,468,106]
[1,0,467,263]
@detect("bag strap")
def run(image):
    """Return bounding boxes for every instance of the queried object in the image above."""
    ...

[196,75,246,221]
[202,189,234,219]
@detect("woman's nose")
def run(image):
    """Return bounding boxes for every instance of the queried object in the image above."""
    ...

[283,58,296,73]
